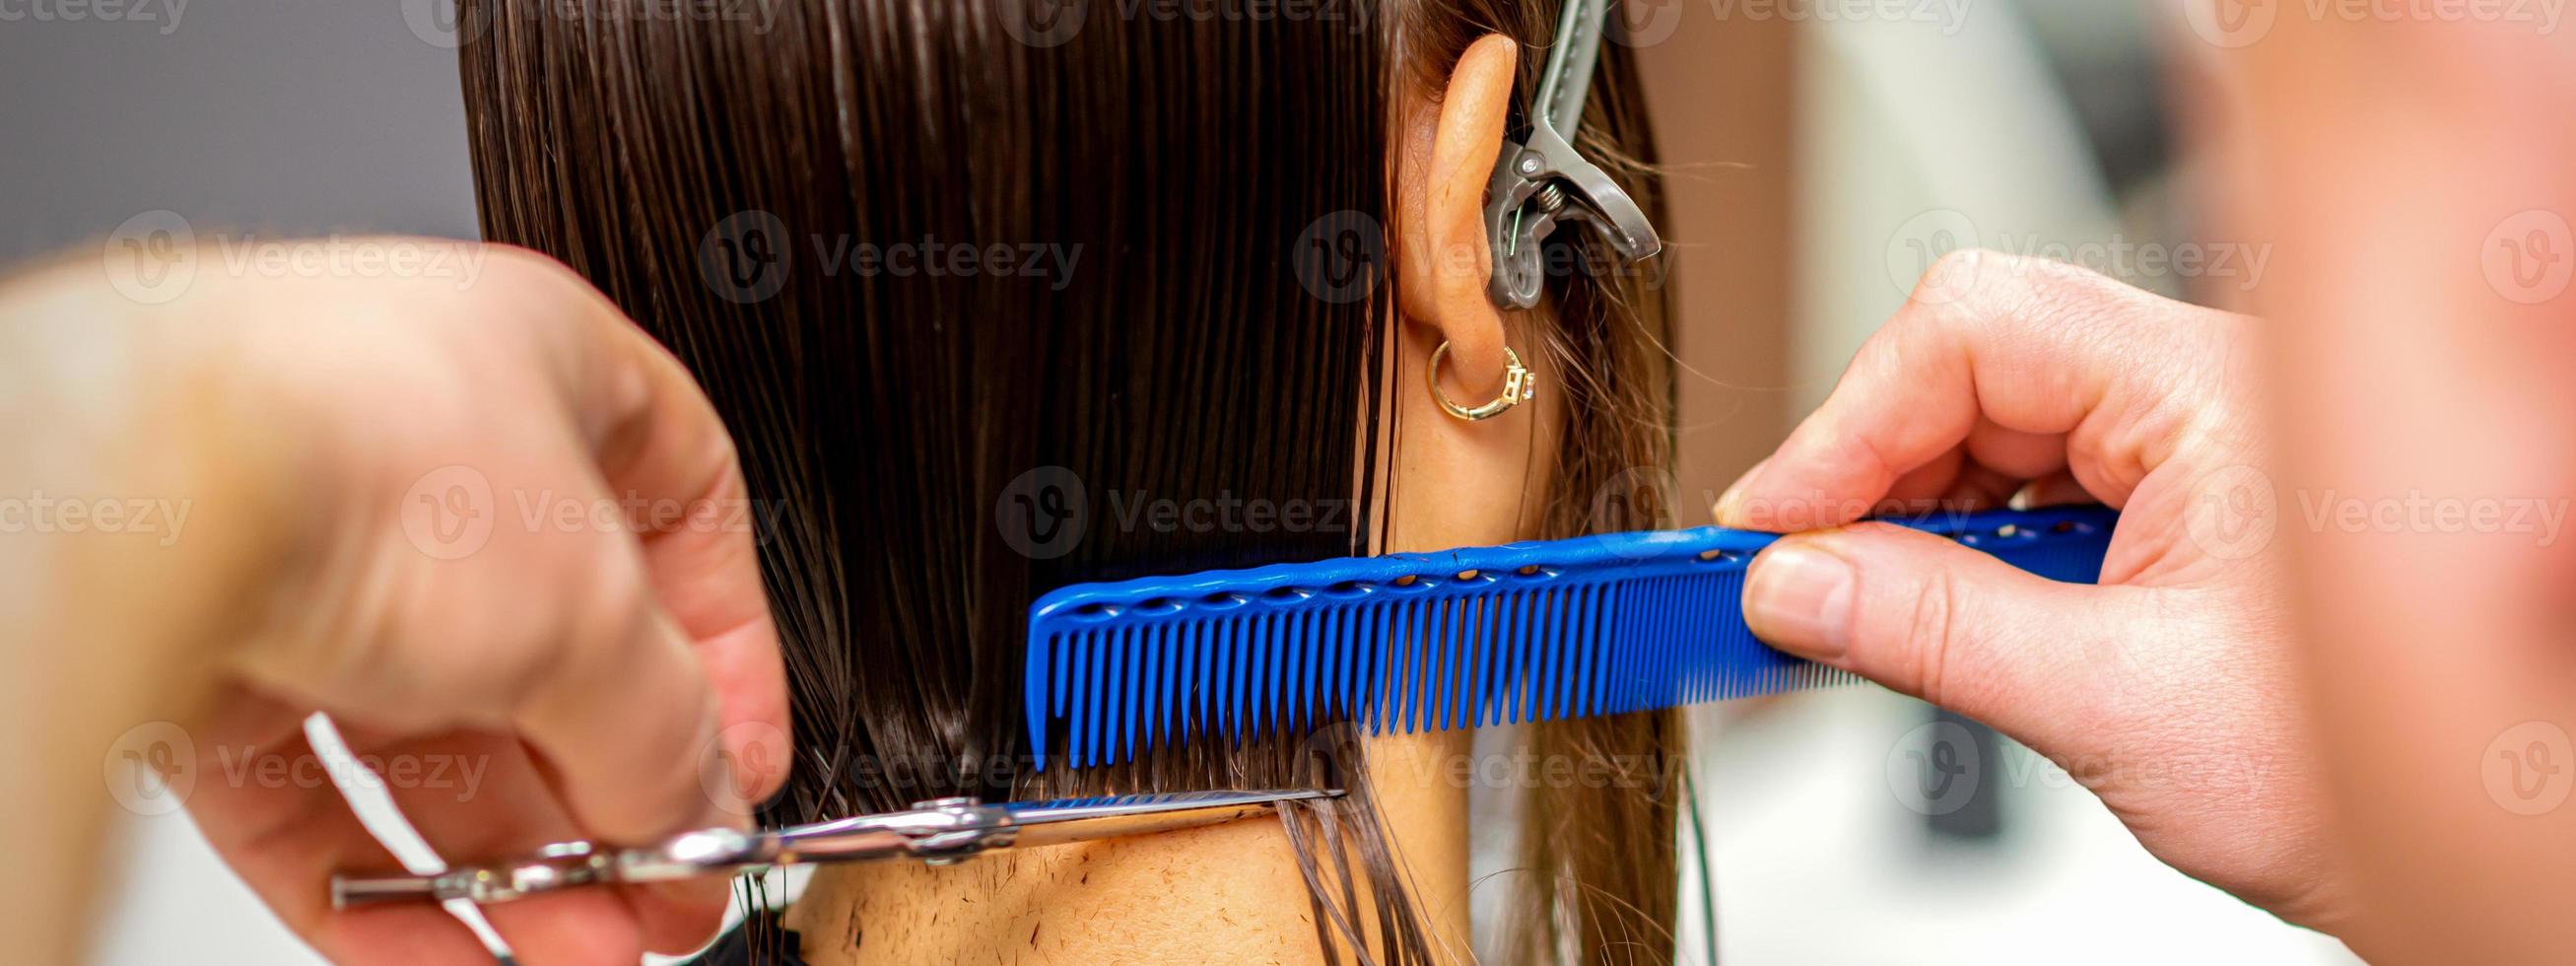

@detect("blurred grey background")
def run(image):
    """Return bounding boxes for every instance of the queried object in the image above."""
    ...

[0,0,476,270]
[11,0,2354,963]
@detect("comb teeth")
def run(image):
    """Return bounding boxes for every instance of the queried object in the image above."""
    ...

[1025,506,2117,771]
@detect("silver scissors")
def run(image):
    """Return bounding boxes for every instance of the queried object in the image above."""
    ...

[330,789,1338,909]
[1484,0,1663,310]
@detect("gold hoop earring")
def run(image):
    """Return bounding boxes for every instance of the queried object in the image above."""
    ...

[1427,342,1533,422]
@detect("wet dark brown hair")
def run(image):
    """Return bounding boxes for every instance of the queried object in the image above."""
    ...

[456,0,1681,961]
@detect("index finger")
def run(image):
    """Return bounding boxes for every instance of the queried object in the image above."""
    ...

[515,250,793,808]
[1714,249,2236,531]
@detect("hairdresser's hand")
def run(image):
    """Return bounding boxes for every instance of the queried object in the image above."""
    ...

[1716,251,2341,929]
[0,242,790,965]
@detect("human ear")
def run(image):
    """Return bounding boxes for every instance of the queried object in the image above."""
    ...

[1394,34,1518,399]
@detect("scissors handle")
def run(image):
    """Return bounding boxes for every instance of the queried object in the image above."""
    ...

[330,798,1007,908]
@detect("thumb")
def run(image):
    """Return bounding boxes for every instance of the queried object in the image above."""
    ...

[1741,521,2122,749]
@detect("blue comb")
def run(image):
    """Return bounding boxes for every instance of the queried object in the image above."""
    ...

[1024,505,2117,770]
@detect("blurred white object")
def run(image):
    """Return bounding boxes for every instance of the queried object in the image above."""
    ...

[89,812,322,966]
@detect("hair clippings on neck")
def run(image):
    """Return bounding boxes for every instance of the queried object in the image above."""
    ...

[327,789,1339,908]
[1484,0,1663,310]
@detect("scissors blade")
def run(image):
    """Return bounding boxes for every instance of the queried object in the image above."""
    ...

[1001,789,1340,850]
[329,790,1338,907]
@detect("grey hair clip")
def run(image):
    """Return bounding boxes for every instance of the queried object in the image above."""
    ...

[1484,0,1664,310]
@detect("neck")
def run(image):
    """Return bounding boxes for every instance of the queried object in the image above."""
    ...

[785,730,1472,964]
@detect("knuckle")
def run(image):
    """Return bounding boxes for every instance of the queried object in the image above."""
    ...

[1919,247,2133,324]
[2008,248,2115,289]
[477,242,584,291]
[1897,566,1973,710]
[1922,245,1995,287]
[467,535,658,717]
[1900,255,2002,332]
[1911,247,2013,312]
[475,244,617,342]
[553,549,659,666]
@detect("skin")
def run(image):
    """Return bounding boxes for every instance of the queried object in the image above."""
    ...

[1717,251,2339,926]
[1721,20,2576,959]
[2217,20,2576,965]
[19,16,2576,966]
[786,34,1531,965]
[0,246,791,966]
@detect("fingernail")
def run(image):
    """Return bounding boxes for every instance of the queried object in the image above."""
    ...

[1713,459,1769,525]
[1713,483,1745,523]
[1744,543,1856,659]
